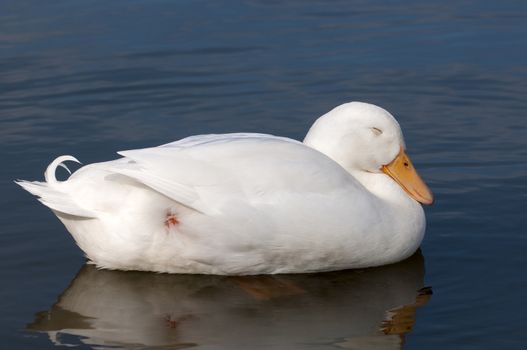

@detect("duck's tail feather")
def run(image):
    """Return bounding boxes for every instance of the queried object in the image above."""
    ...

[16,156,96,218]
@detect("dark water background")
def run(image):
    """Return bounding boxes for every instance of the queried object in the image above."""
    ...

[1,0,526,349]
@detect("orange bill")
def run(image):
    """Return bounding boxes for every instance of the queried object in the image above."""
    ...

[381,148,434,205]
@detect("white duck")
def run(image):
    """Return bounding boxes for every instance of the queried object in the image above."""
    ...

[18,102,433,275]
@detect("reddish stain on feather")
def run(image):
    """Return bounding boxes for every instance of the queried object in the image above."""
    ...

[165,213,179,228]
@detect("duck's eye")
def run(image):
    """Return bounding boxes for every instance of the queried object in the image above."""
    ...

[371,127,383,136]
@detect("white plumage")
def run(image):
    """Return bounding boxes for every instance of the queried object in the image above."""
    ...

[17,102,433,275]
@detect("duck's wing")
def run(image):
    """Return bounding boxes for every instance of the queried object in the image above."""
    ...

[160,132,295,148]
[112,133,359,215]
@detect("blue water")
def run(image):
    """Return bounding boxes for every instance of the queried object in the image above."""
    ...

[1,0,526,349]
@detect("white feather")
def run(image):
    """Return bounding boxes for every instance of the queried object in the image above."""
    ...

[44,155,81,183]
[16,180,96,218]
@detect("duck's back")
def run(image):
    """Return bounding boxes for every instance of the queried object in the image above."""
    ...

[77,133,360,214]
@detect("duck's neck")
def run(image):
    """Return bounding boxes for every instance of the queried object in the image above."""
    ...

[303,137,418,207]
[349,169,416,207]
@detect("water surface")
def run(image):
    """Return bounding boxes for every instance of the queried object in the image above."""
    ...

[27,254,430,349]
[1,0,526,349]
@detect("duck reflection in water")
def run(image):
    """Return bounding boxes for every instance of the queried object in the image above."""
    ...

[27,252,432,349]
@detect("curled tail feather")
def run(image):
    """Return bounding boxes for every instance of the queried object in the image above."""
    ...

[44,155,81,184]
[16,156,96,218]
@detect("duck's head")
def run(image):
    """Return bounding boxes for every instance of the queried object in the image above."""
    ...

[304,102,434,205]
